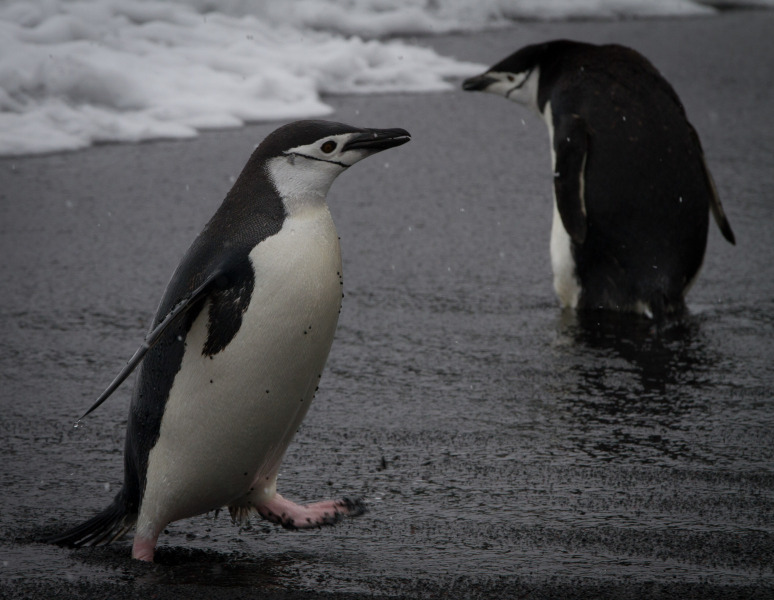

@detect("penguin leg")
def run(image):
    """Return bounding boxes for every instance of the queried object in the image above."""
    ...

[254,493,366,530]
[132,534,159,562]
[132,508,167,562]
[230,485,366,531]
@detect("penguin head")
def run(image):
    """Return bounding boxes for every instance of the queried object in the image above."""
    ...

[462,43,549,110]
[259,120,411,211]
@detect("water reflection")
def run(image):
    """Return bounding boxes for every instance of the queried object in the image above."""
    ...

[560,310,713,392]
[551,310,717,464]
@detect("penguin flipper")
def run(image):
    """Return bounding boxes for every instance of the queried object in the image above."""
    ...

[78,269,227,420]
[553,113,590,244]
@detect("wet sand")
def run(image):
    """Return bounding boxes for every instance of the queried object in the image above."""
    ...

[2,10,773,600]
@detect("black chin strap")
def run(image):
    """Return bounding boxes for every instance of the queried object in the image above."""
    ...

[284,151,348,168]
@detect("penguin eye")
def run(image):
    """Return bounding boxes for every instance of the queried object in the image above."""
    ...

[321,141,337,153]
[507,74,515,82]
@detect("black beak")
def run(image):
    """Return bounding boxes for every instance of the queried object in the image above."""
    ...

[462,74,497,92]
[343,128,411,152]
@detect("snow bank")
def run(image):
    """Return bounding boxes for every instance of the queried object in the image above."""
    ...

[1,0,771,156]
[0,1,483,156]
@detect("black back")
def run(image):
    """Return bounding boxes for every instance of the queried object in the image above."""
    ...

[504,41,723,315]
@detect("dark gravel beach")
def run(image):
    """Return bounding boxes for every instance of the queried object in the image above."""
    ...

[2,10,773,600]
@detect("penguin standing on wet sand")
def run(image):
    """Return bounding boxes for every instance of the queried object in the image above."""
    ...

[49,120,411,562]
[463,40,735,318]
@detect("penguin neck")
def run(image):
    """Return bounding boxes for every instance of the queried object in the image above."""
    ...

[222,154,286,223]
[507,65,541,113]
[266,155,341,217]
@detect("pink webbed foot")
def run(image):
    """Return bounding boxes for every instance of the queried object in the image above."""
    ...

[132,534,158,562]
[256,493,366,530]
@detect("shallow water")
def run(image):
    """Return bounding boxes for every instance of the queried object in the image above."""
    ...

[1,13,773,600]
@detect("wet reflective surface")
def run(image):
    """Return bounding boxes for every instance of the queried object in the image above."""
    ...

[2,13,773,599]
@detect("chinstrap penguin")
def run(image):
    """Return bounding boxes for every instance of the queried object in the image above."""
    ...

[462,40,735,319]
[49,120,411,562]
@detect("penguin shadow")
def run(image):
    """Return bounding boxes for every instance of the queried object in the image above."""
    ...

[27,523,304,588]
[136,546,306,588]
[551,309,716,463]
[77,541,305,588]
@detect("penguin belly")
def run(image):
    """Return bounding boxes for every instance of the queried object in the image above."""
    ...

[544,104,582,310]
[136,207,342,540]
[549,200,581,309]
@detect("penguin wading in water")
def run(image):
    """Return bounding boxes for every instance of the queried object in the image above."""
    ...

[49,120,411,562]
[463,40,735,318]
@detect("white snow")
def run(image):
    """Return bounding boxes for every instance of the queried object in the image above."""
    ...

[0,0,771,156]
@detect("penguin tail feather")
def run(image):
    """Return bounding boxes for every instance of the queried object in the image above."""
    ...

[47,495,137,548]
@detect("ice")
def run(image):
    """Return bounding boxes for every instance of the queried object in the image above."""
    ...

[0,1,484,156]
[231,0,774,35]
[498,0,715,21]
[1,0,772,157]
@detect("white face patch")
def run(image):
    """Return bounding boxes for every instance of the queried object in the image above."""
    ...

[284,132,366,169]
[267,132,370,215]
[483,67,540,110]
